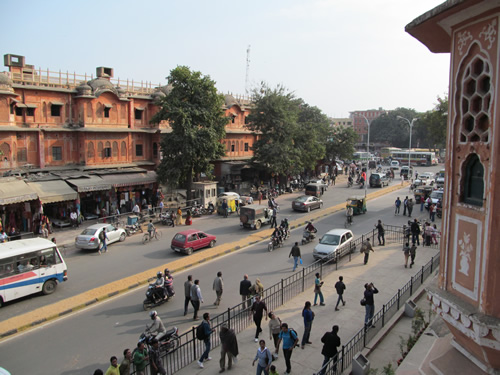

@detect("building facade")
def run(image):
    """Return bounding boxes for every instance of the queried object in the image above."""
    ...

[349,109,387,142]
[407,1,500,373]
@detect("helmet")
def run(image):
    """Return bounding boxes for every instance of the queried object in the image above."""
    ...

[164,268,170,275]
[150,310,157,319]
[157,271,163,278]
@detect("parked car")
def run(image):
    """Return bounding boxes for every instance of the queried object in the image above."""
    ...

[425,188,444,209]
[239,204,273,230]
[313,229,355,261]
[292,196,323,212]
[171,229,216,255]
[369,173,389,188]
[75,223,127,250]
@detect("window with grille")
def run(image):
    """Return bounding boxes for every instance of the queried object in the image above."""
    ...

[17,148,27,162]
[52,146,62,161]
[136,144,143,156]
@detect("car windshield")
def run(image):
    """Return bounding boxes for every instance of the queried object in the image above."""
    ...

[173,233,186,242]
[296,196,309,203]
[431,191,443,200]
[320,234,340,246]
[80,228,97,236]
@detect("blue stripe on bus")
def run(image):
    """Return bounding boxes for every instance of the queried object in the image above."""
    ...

[0,273,66,291]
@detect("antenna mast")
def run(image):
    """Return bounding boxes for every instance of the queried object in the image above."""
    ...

[245,45,251,95]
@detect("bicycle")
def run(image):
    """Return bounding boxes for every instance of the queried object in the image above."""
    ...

[142,229,162,244]
[344,215,353,228]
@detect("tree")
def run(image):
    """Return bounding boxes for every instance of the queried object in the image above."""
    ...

[414,96,448,151]
[370,108,420,148]
[325,125,358,162]
[246,83,328,180]
[151,66,228,202]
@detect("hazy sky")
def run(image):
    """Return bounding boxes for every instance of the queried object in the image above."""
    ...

[1,0,449,118]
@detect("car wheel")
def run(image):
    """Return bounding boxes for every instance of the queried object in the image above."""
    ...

[209,240,215,248]
[307,206,311,213]
[42,279,57,295]
[119,233,126,242]
[185,247,193,255]
[319,203,323,209]
[255,221,261,230]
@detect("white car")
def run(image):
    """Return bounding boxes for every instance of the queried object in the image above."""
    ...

[313,229,355,261]
[425,189,444,209]
[75,223,127,251]
[415,172,435,186]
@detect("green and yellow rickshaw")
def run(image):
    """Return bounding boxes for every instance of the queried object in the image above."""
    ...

[347,196,367,215]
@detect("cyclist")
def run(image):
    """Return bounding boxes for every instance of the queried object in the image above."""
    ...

[346,205,354,225]
[147,219,156,240]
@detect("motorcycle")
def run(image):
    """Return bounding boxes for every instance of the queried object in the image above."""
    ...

[125,222,143,236]
[143,283,172,310]
[267,234,282,252]
[301,228,317,245]
[139,326,180,354]
[206,202,215,215]
[160,212,175,226]
[191,205,204,217]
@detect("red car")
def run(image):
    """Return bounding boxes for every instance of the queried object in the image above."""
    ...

[171,229,217,255]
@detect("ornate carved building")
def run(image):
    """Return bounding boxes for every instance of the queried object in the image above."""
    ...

[407,1,500,373]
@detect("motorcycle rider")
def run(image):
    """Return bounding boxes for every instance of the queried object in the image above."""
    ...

[348,175,353,187]
[272,227,283,246]
[280,218,289,238]
[207,201,215,214]
[153,271,167,301]
[164,268,175,297]
[304,221,317,241]
[147,310,167,342]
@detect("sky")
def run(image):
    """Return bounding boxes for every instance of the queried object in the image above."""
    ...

[1,0,450,118]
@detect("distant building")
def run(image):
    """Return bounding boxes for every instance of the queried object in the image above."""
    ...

[349,109,387,142]
[329,117,352,128]
[406,1,500,374]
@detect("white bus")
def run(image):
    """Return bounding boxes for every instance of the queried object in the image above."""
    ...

[390,151,438,166]
[0,238,68,306]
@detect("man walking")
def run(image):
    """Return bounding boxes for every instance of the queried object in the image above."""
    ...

[289,242,302,272]
[403,196,409,216]
[363,282,379,328]
[334,276,346,311]
[410,219,421,246]
[395,197,401,215]
[409,243,417,268]
[197,312,215,368]
[407,198,414,218]
[222,199,228,218]
[375,219,385,246]
[361,238,374,265]
[313,273,325,306]
[99,228,109,254]
[213,271,224,306]
[276,323,299,375]
[219,323,238,373]
[190,279,204,320]
[251,295,268,342]
[240,274,252,309]
[270,206,277,228]
[319,325,341,375]
[183,275,193,316]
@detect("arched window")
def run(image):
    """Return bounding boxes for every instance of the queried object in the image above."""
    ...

[87,142,95,159]
[462,153,484,206]
[86,103,93,118]
[112,142,118,158]
[97,142,103,158]
[121,141,127,157]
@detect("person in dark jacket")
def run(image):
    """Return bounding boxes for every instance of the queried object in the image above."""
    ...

[251,295,268,342]
[219,323,239,373]
[240,274,252,309]
[289,242,302,272]
[375,219,385,246]
[319,325,341,375]
[334,276,346,311]
[410,218,421,245]
[364,283,379,328]
[197,313,214,368]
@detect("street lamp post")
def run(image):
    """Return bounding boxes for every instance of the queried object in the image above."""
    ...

[361,114,371,197]
[397,116,417,176]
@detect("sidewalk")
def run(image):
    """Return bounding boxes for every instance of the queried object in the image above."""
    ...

[174,240,439,375]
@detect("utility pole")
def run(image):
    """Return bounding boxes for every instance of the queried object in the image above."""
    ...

[245,45,251,96]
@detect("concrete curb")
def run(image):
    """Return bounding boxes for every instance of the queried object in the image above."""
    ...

[0,182,410,340]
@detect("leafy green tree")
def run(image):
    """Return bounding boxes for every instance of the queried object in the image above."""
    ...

[414,96,448,151]
[151,66,228,201]
[370,108,420,148]
[325,125,358,163]
[246,83,328,180]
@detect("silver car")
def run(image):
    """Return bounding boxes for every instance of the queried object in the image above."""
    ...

[313,229,355,261]
[75,223,127,250]
[292,196,323,212]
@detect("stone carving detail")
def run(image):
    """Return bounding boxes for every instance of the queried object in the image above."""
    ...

[479,19,497,49]
[457,30,473,55]
[458,232,473,276]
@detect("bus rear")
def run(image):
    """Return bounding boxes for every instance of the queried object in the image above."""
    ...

[0,238,67,306]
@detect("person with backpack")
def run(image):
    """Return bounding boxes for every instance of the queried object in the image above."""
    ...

[253,339,273,375]
[276,323,299,375]
[99,227,109,254]
[197,312,214,369]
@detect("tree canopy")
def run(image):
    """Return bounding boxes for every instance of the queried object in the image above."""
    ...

[325,125,358,162]
[151,66,228,201]
[245,83,329,176]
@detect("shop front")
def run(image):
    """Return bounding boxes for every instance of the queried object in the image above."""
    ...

[0,177,39,233]
[66,176,112,220]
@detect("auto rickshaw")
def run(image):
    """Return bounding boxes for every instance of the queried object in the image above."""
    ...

[347,196,367,215]
[414,186,434,204]
[216,195,239,215]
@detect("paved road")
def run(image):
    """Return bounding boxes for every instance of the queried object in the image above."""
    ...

[0,181,442,375]
[0,167,435,320]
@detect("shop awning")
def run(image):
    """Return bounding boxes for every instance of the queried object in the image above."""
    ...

[27,180,78,204]
[0,178,38,205]
[100,171,157,188]
[66,176,111,192]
